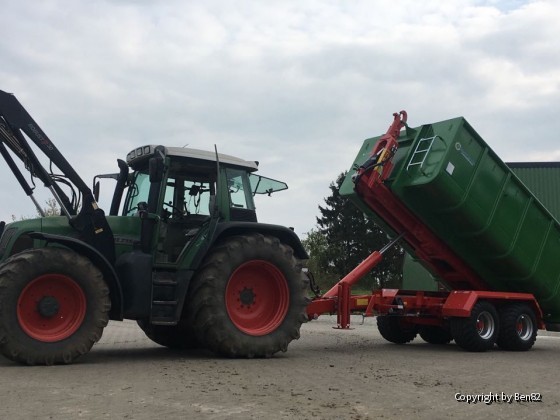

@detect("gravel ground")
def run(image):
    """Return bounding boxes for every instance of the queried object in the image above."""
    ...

[1,316,559,419]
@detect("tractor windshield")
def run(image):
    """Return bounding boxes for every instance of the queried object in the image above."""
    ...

[124,172,150,215]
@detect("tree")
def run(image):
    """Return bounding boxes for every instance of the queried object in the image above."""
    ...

[41,198,60,217]
[301,229,338,290]
[11,198,60,221]
[304,172,403,291]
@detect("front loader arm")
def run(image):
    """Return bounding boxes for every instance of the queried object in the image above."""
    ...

[0,90,115,263]
[0,90,90,196]
[0,116,76,216]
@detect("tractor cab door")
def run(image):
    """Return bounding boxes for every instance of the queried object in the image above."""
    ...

[158,174,214,262]
[122,168,216,264]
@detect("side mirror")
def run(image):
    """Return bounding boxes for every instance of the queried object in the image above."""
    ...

[93,181,100,202]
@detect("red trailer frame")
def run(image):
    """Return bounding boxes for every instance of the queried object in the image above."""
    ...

[306,112,545,350]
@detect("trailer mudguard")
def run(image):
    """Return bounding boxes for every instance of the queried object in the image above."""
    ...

[442,290,545,327]
[28,232,124,320]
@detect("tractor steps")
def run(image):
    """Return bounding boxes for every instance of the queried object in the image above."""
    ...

[150,272,179,325]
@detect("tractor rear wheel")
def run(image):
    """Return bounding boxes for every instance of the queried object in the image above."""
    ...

[0,248,110,365]
[137,319,199,350]
[377,315,418,344]
[186,233,309,358]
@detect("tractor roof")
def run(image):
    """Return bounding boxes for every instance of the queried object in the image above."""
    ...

[127,145,259,171]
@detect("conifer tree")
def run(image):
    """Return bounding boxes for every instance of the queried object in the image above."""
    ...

[306,172,403,290]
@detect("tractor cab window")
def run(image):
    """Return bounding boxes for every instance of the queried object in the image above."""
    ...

[249,173,288,196]
[124,171,150,215]
[162,177,214,219]
[123,170,216,219]
[226,168,257,222]
[226,169,255,210]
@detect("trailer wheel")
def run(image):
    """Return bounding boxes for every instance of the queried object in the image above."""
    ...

[376,316,418,344]
[419,326,453,345]
[137,319,199,350]
[186,233,309,358]
[496,303,537,351]
[450,300,499,352]
[0,248,110,365]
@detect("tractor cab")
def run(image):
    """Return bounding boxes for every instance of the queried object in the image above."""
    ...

[122,145,287,218]
[115,145,288,264]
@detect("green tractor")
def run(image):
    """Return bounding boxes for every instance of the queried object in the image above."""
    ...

[0,90,309,365]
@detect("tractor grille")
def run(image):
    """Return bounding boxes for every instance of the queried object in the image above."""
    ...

[0,227,16,255]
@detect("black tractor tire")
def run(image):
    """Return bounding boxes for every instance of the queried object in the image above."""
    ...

[376,315,418,344]
[419,326,453,345]
[0,248,110,365]
[450,300,499,352]
[496,303,537,351]
[186,233,309,358]
[137,319,200,350]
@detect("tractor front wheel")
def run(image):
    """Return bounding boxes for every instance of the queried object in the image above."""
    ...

[186,234,309,358]
[0,248,110,365]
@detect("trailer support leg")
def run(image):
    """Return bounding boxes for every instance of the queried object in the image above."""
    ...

[323,233,404,329]
[337,282,351,329]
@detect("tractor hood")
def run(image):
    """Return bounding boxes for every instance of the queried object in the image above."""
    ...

[0,217,78,262]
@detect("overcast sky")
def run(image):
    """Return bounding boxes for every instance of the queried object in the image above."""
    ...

[1,0,559,237]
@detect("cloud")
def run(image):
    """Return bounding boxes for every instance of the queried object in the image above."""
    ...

[0,0,558,237]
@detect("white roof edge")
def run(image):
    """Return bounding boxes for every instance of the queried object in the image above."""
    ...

[128,145,259,171]
[166,147,258,171]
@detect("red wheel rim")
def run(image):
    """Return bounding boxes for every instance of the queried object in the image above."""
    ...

[225,260,289,336]
[17,274,86,342]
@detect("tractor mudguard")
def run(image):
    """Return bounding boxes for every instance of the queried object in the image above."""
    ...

[28,232,124,320]
[211,222,308,260]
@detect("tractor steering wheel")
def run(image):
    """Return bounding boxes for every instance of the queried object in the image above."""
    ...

[163,201,185,219]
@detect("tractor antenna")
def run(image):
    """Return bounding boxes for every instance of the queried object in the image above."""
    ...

[213,144,220,218]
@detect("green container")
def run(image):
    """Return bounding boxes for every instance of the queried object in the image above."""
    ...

[402,254,439,292]
[342,117,560,324]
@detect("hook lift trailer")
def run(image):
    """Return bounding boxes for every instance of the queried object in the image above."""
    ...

[307,110,559,352]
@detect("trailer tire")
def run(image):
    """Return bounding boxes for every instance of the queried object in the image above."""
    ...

[376,316,418,344]
[137,319,200,350]
[419,326,453,345]
[450,300,498,352]
[186,233,309,358]
[0,248,110,365]
[496,303,537,351]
